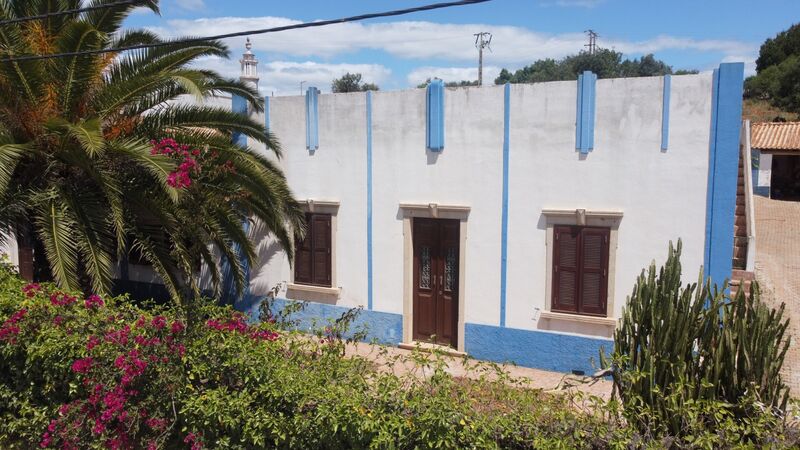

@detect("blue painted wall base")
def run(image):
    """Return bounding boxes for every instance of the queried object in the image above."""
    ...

[235,296,403,346]
[465,323,611,375]
[233,294,612,375]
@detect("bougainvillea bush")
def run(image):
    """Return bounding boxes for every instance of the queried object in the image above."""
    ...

[1,258,799,449]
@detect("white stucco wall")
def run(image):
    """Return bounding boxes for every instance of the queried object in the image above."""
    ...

[244,73,713,337]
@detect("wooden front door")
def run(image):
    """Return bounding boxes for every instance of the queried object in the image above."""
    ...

[413,218,459,348]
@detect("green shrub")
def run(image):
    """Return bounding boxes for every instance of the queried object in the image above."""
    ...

[603,240,795,446]
[1,254,798,449]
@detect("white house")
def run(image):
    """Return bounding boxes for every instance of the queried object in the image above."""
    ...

[1,43,747,375]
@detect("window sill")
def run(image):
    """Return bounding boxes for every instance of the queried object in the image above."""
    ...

[540,310,617,327]
[286,283,341,298]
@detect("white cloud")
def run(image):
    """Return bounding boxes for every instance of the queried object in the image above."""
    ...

[189,56,391,95]
[260,61,391,95]
[149,17,757,67]
[174,0,206,10]
[407,66,501,86]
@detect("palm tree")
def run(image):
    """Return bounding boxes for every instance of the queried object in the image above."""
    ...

[0,0,304,302]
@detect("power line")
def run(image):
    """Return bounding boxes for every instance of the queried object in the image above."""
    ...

[1,0,492,63]
[0,0,142,26]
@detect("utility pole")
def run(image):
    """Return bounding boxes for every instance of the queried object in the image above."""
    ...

[584,29,598,55]
[474,31,492,86]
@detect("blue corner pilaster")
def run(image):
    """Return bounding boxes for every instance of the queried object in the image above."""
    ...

[305,87,319,151]
[575,71,597,153]
[704,63,744,285]
[366,90,374,311]
[426,79,445,151]
[221,94,252,303]
[499,83,510,327]
[232,94,248,147]
[661,74,671,151]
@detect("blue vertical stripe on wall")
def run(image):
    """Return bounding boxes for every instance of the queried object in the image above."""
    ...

[305,87,319,151]
[575,71,597,153]
[221,94,251,303]
[703,63,744,285]
[499,83,510,327]
[426,79,445,151]
[661,75,671,150]
[366,90,374,311]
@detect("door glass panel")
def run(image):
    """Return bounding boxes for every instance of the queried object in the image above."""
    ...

[445,247,456,292]
[420,246,431,289]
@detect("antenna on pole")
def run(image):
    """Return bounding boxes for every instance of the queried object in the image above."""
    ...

[584,29,598,55]
[474,31,492,86]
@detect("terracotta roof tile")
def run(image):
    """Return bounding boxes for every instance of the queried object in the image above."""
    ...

[751,122,800,152]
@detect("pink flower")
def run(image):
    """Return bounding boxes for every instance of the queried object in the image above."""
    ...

[39,432,52,448]
[71,357,94,374]
[85,295,104,309]
[170,320,185,334]
[87,335,101,351]
[92,418,106,435]
[50,292,77,306]
[52,316,64,326]
[22,283,41,297]
[166,172,179,187]
[151,316,167,330]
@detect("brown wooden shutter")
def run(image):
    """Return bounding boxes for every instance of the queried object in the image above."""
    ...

[294,213,332,287]
[312,214,332,287]
[579,227,609,316]
[552,226,579,313]
[293,213,313,284]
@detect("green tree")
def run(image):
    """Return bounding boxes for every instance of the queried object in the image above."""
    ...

[416,78,479,88]
[745,24,800,113]
[0,0,304,301]
[755,23,800,72]
[331,72,379,93]
[494,50,689,84]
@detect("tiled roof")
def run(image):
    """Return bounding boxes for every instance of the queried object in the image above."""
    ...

[751,122,800,152]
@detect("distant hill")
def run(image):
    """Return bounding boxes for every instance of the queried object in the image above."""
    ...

[743,98,799,123]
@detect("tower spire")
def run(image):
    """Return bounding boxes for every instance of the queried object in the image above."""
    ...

[240,38,259,91]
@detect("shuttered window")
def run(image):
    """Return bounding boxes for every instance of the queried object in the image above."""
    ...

[552,226,609,316]
[294,213,332,287]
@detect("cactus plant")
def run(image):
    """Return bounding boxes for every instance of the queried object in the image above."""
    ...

[603,240,791,436]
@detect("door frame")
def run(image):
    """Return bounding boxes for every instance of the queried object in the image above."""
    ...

[400,203,469,352]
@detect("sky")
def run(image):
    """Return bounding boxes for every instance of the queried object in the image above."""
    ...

[124,0,800,96]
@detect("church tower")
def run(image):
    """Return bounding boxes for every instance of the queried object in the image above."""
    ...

[239,38,259,92]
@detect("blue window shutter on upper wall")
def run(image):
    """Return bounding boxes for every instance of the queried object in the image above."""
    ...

[426,79,445,151]
[305,87,319,151]
[661,74,671,151]
[575,71,597,154]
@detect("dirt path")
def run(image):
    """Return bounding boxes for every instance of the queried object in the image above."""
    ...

[345,341,614,399]
[753,196,800,393]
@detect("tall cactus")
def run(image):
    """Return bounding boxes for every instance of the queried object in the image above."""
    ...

[603,240,791,435]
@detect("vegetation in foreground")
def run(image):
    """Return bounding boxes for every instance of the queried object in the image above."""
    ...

[1,249,799,449]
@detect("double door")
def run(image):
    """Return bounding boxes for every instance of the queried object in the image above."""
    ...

[412,218,459,348]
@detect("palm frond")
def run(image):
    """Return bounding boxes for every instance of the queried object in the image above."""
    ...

[32,192,81,291]
[133,105,273,147]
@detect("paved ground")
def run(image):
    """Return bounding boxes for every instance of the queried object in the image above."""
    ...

[345,341,614,399]
[753,196,800,393]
